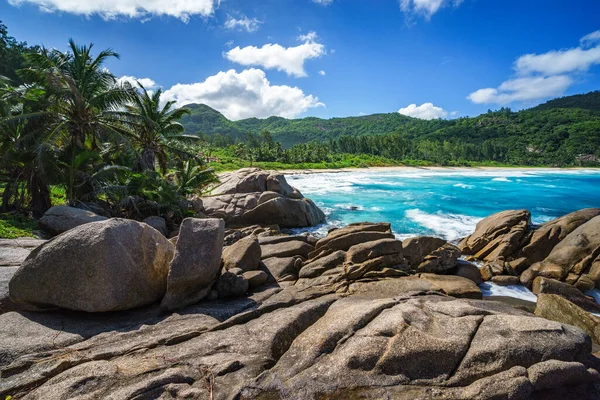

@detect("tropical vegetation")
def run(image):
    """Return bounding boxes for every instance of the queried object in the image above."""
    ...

[0,22,216,237]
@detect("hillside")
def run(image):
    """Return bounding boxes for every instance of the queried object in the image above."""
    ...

[179,105,446,147]
[533,91,600,112]
[180,91,600,151]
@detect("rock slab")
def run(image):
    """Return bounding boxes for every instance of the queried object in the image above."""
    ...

[160,218,224,312]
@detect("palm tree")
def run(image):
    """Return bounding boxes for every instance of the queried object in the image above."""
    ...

[21,39,136,203]
[122,83,192,174]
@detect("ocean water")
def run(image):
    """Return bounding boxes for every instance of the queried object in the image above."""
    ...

[287,168,600,241]
[287,168,600,303]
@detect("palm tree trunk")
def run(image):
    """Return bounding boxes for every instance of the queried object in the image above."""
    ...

[136,148,156,172]
[29,170,52,218]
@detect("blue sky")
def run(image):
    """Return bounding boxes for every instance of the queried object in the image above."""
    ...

[1,0,600,120]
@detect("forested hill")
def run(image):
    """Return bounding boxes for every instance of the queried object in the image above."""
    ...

[533,91,600,112]
[179,91,600,153]
[179,104,446,147]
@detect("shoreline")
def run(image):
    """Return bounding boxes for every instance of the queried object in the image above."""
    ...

[274,165,600,175]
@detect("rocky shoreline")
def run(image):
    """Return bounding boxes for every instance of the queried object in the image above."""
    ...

[1,168,600,399]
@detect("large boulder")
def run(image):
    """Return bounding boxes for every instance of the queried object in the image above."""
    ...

[222,236,261,272]
[9,219,174,312]
[517,208,600,266]
[459,209,531,261]
[38,205,108,235]
[536,293,600,345]
[262,256,302,282]
[212,168,302,199]
[532,277,600,313]
[521,215,600,288]
[160,218,224,312]
[194,169,325,228]
[142,216,169,236]
[402,236,461,273]
[261,240,314,260]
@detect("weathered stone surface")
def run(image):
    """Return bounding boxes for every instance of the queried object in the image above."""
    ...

[532,277,600,313]
[315,222,391,250]
[238,195,325,228]
[262,257,301,282]
[1,285,597,399]
[345,238,404,264]
[0,267,18,314]
[449,260,484,285]
[243,270,268,288]
[242,294,591,399]
[416,242,461,273]
[142,215,169,236]
[459,209,531,261]
[491,275,521,286]
[160,218,224,312]
[212,168,301,198]
[194,169,325,228]
[10,219,174,313]
[222,235,261,272]
[517,208,600,265]
[38,205,108,236]
[0,238,46,267]
[261,240,314,260]
[299,250,346,279]
[216,271,249,298]
[528,360,599,391]
[521,215,600,288]
[536,293,600,345]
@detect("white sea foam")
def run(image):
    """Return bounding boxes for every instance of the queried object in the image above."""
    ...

[479,282,538,302]
[454,183,474,189]
[405,209,483,241]
[492,177,512,182]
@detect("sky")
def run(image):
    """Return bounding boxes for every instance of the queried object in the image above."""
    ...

[1,0,600,121]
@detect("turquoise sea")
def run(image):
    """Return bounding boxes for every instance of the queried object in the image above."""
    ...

[287,168,600,302]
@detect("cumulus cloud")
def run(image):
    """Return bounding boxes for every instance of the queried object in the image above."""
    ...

[400,0,464,19]
[161,68,325,120]
[581,30,600,47]
[224,15,262,32]
[467,76,573,105]
[117,76,158,89]
[224,31,326,77]
[7,0,217,21]
[468,30,600,105]
[312,0,334,6]
[515,46,600,76]
[398,103,449,119]
[319,70,326,76]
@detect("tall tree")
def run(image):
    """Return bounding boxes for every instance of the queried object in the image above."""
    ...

[121,83,192,173]
[21,39,135,203]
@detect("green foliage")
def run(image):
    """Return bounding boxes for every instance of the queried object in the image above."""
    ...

[0,24,215,225]
[182,93,600,168]
[0,212,38,239]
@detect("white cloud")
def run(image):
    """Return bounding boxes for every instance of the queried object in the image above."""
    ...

[224,31,326,77]
[8,0,217,21]
[224,15,262,32]
[467,76,573,105]
[468,30,600,105]
[398,103,449,119]
[515,46,600,76]
[400,0,464,19]
[117,76,158,89]
[312,0,333,5]
[162,68,325,120]
[581,30,600,47]
[319,70,326,76]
